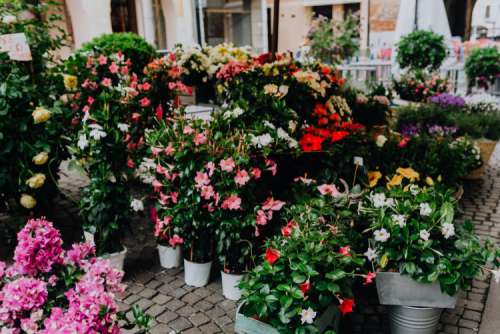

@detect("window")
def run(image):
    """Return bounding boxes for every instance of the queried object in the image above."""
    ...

[111,0,137,33]
[485,5,490,19]
[312,5,333,19]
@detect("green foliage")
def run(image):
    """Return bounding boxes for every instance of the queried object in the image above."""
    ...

[305,14,359,65]
[360,186,500,295]
[79,32,157,73]
[464,47,500,89]
[240,189,365,333]
[396,104,500,140]
[396,30,447,71]
[0,1,70,213]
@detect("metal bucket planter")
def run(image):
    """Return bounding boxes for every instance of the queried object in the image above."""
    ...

[389,306,442,334]
[234,303,340,334]
[376,272,457,334]
[157,244,182,269]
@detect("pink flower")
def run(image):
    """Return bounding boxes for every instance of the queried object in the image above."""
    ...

[194,133,207,146]
[219,158,235,172]
[200,185,215,200]
[317,184,341,197]
[154,216,171,238]
[183,126,194,135]
[82,105,90,113]
[13,218,64,275]
[127,159,135,168]
[195,171,210,188]
[164,143,175,156]
[281,220,298,237]
[141,82,152,91]
[262,197,286,211]
[139,97,151,107]
[364,272,376,285]
[206,161,215,176]
[256,210,268,225]
[0,261,5,279]
[108,61,119,73]
[169,235,184,248]
[152,179,162,192]
[170,192,178,204]
[152,147,162,156]
[234,170,250,186]
[87,96,95,105]
[101,77,112,87]
[251,167,261,179]
[98,55,107,65]
[65,242,95,267]
[221,195,242,210]
[1,277,48,313]
[294,175,314,185]
[266,159,277,175]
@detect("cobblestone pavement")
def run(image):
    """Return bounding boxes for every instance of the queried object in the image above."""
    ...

[43,147,500,333]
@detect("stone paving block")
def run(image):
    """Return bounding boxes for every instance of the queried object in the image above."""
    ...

[189,312,211,327]
[169,316,193,332]
[178,305,197,317]
[165,298,186,311]
[138,287,157,299]
[156,310,179,324]
[151,293,171,305]
[135,298,154,311]
[145,304,165,318]
[199,322,222,333]
[149,324,174,334]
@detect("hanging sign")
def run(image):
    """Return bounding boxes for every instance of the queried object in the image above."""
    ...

[0,33,32,61]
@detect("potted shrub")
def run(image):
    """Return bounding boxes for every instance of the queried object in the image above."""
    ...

[359,184,500,334]
[237,182,369,333]
[464,47,500,92]
[0,217,151,332]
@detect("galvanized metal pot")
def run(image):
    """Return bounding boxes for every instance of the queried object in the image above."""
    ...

[389,306,442,334]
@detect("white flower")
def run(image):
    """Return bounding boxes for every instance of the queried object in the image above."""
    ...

[371,193,386,208]
[263,120,276,129]
[89,128,107,140]
[364,247,377,261]
[117,123,129,132]
[419,202,432,216]
[385,198,395,207]
[409,184,420,196]
[492,268,500,283]
[2,15,17,24]
[300,307,317,324]
[392,214,406,228]
[77,135,89,150]
[278,85,289,97]
[250,133,273,148]
[441,223,455,239]
[419,230,430,241]
[374,228,390,242]
[223,107,244,119]
[130,199,144,212]
[288,120,297,133]
[375,135,387,147]
[82,111,90,123]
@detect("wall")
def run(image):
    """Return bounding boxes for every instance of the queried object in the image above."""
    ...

[369,0,399,49]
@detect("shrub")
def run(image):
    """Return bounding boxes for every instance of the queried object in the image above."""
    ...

[465,47,500,89]
[396,30,447,71]
[79,32,157,73]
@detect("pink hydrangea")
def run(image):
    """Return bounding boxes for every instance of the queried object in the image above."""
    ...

[1,277,48,313]
[13,218,64,276]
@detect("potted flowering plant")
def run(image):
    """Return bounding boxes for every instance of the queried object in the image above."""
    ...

[237,181,369,333]
[62,51,166,268]
[393,72,449,103]
[146,115,216,286]
[0,217,151,332]
[359,185,500,334]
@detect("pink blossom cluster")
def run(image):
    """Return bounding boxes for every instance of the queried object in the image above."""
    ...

[0,218,127,333]
[13,217,64,275]
[215,60,249,81]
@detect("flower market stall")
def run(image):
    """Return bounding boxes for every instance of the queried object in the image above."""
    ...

[1,2,500,333]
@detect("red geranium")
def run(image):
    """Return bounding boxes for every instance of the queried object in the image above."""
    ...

[265,248,280,265]
[330,131,349,142]
[338,298,355,315]
[299,134,324,152]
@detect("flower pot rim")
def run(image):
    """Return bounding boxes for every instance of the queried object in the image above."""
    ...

[184,258,212,265]
[101,246,128,257]
[221,270,244,277]
[157,243,180,250]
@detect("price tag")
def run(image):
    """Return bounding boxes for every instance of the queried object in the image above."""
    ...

[354,156,364,166]
[0,33,32,61]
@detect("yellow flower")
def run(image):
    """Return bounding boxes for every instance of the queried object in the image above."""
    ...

[386,174,403,189]
[20,194,37,209]
[32,107,51,124]
[425,176,434,186]
[396,167,420,182]
[32,152,49,165]
[368,171,382,188]
[437,175,442,182]
[26,173,46,189]
[63,74,78,91]
[263,84,278,95]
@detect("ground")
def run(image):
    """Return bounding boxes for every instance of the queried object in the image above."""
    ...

[3,148,500,333]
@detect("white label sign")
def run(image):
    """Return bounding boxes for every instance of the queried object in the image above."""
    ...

[0,33,32,61]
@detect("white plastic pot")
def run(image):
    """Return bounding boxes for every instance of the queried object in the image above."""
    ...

[184,259,212,287]
[221,271,243,300]
[101,247,127,271]
[83,231,94,244]
[157,244,182,269]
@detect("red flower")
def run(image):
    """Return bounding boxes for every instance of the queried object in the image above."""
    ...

[398,137,410,148]
[314,103,328,117]
[139,97,151,107]
[364,272,376,285]
[127,159,135,168]
[339,246,351,257]
[300,134,324,152]
[281,220,297,237]
[330,131,349,142]
[318,117,329,126]
[338,298,355,315]
[299,279,310,296]
[265,248,280,265]
[155,105,164,120]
